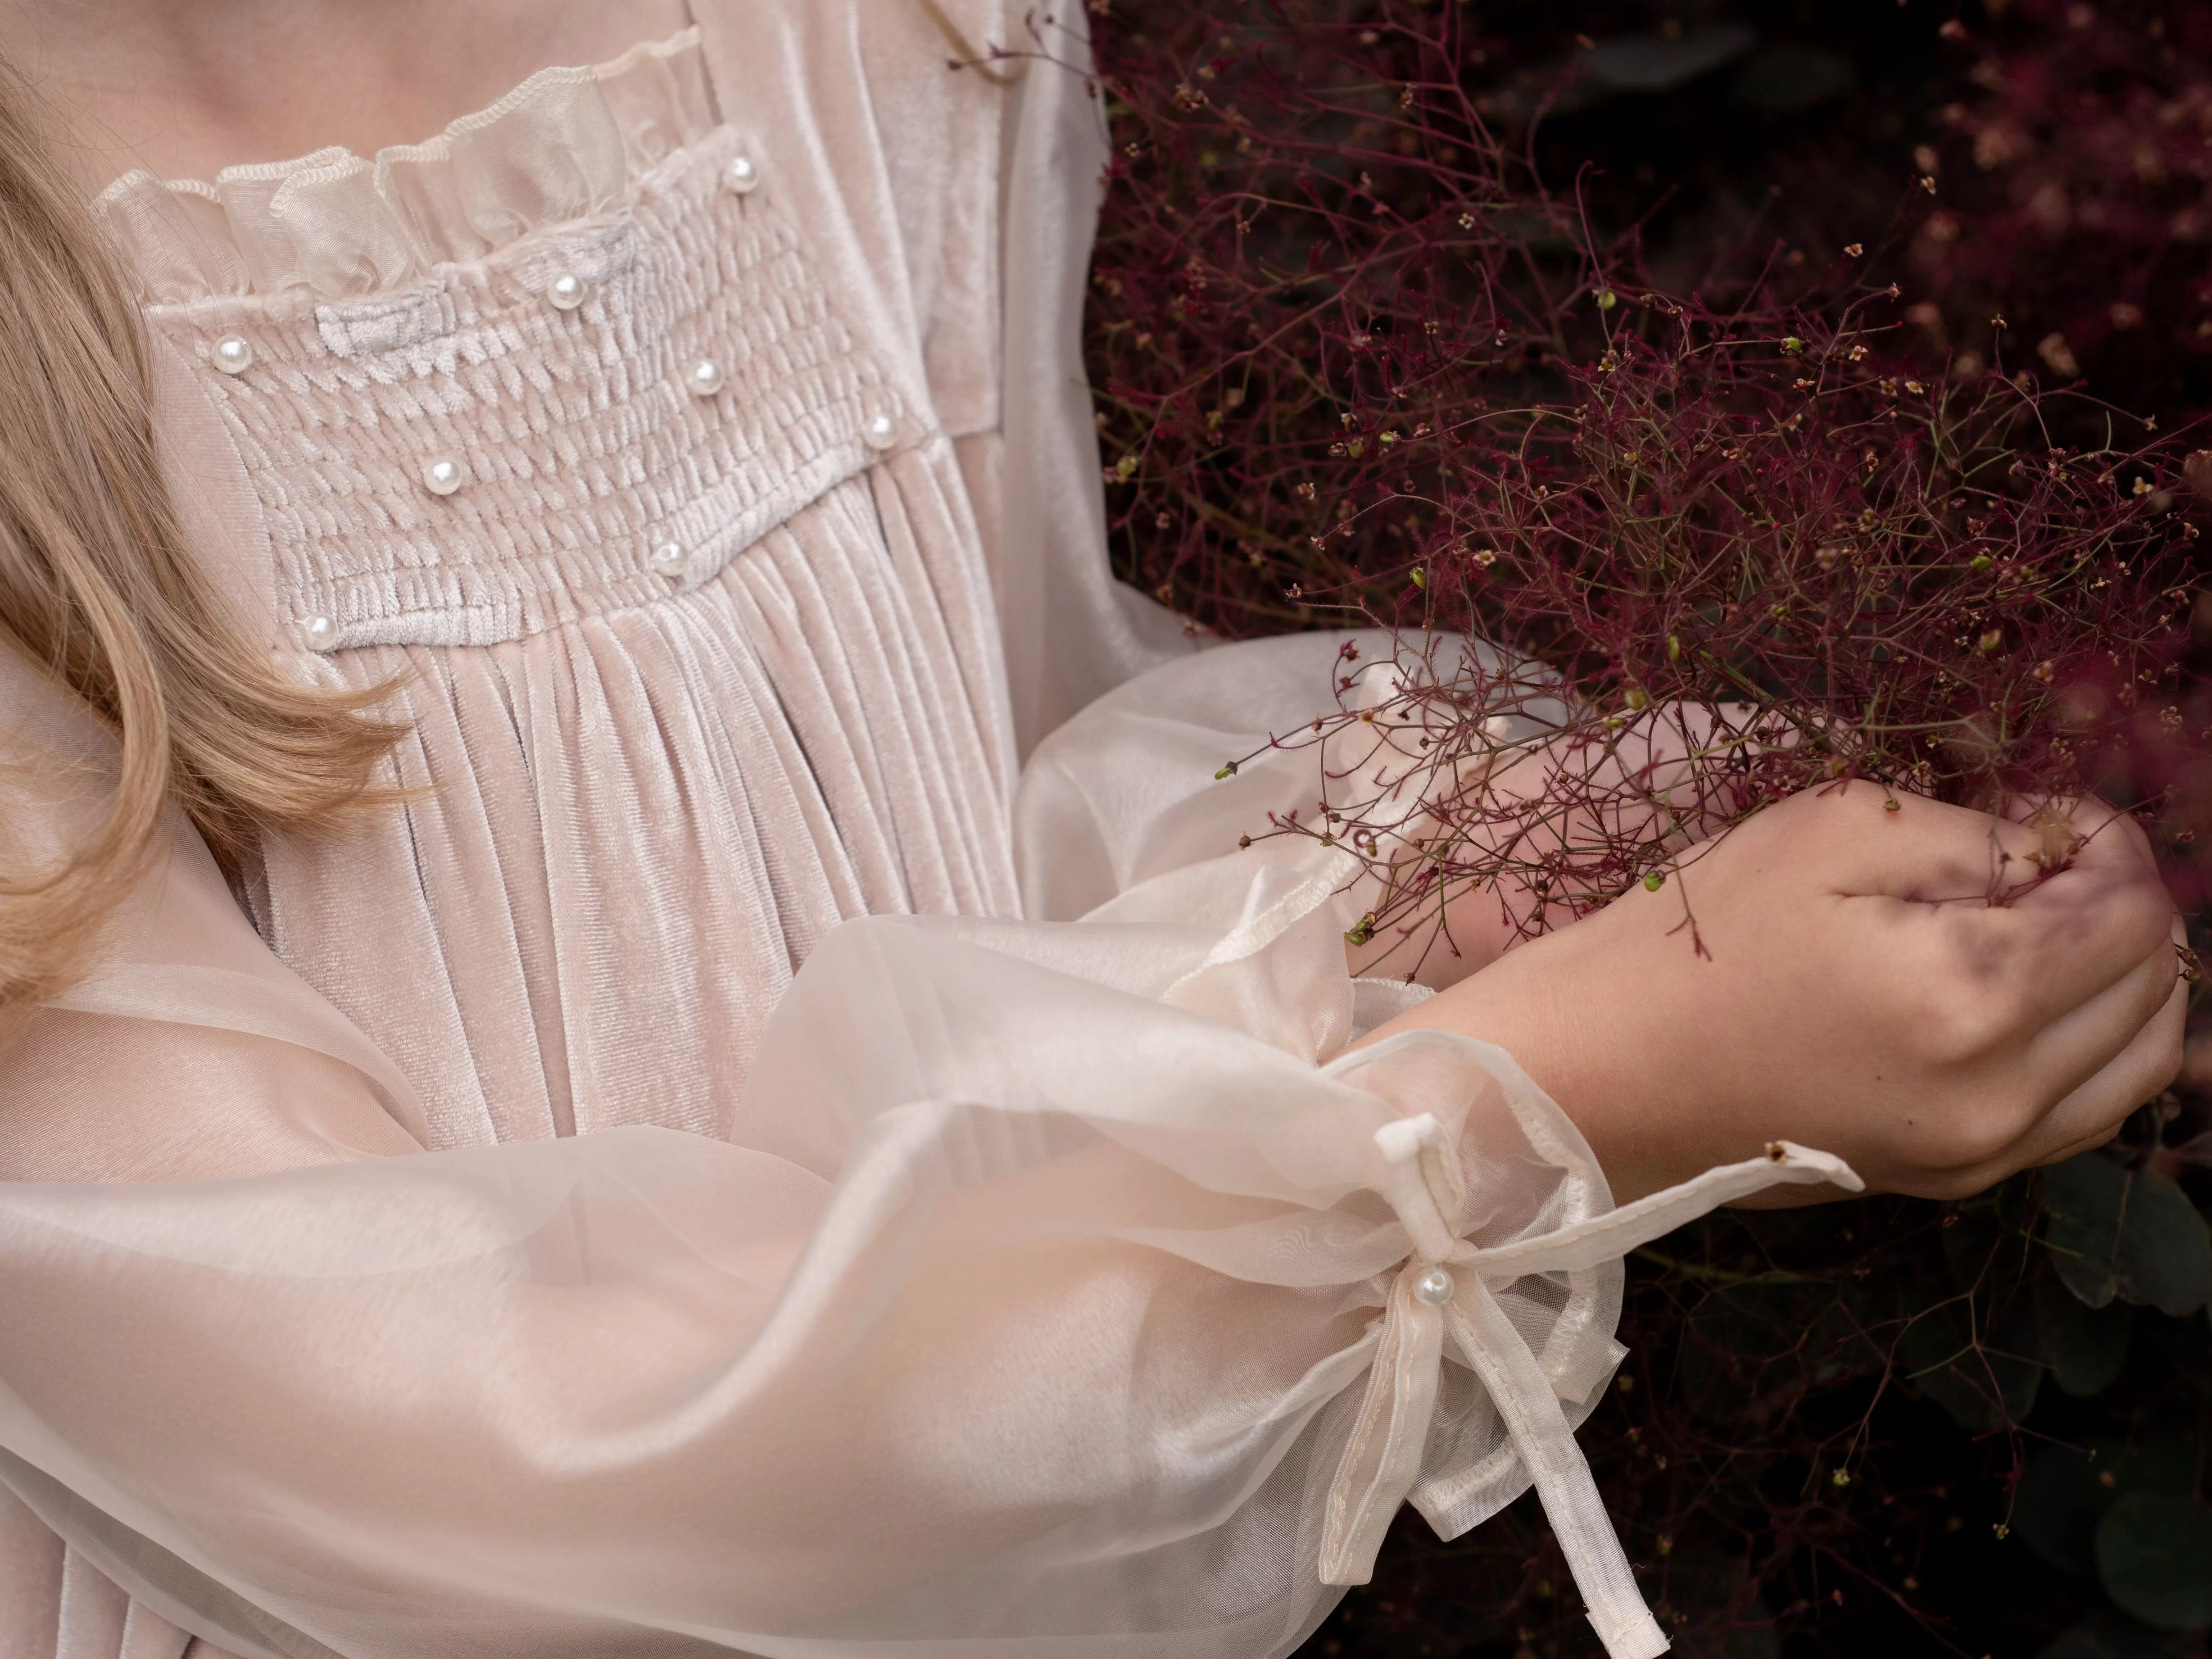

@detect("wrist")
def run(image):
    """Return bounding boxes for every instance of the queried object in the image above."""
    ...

[1363,918,1691,1203]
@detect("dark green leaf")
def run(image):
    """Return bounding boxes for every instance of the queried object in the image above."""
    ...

[2045,1156,2129,1306]
[1581,26,1754,92]
[1732,45,1856,114]
[2017,1443,2115,1579]
[2037,1270,2135,1396]
[2042,1156,2212,1317]
[2121,1180,2212,1317]
[2035,1608,2208,1659]
[2014,1441,2193,1582]
[2097,1493,2212,1631]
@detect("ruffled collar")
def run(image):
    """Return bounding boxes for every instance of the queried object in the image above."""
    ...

[92,27,717,305]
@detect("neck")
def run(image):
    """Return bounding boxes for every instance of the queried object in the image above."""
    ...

[0,0,691,194]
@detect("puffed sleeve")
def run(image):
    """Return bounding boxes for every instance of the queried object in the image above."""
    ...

[0,661,1855,1659]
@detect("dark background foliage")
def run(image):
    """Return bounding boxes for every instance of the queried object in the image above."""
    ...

[1070,0,2212,1655]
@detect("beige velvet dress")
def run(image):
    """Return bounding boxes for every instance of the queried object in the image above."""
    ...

[0,7,1849,1658]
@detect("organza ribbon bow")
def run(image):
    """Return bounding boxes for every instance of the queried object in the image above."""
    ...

[1319,1114,1861,1659]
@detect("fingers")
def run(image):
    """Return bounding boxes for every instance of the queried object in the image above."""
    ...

[2033,1119,2129,1170]
[1931,947,2187,1194]
[2021,903,2189,1140]
[2010,979,2184,1171]
[1811,786,2157,910]
[2020,938,2189,1116]
[2006,799,2160,909]
[1824,789,2176,1033]
[1804,784,2045,900]
[1996,847,2178,1026]
[2002,793,2158,878]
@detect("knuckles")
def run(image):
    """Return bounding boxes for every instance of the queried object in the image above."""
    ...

[1895,986,2023,1069]
[1868,917,2040,1067]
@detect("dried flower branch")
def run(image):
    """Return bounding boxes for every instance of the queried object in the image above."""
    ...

[1081,2,2212,1652]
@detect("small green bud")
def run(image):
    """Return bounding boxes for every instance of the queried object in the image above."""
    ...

[1410,566,1427,588]
[1781,335,1806,354]
[1970,553,1993,572]
[1596,290,1619,311]
[1213,761,1239,780]
[1665,633,1682,661]
[1643,871,1665,891]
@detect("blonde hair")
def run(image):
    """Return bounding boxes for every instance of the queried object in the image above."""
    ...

[0,59,405,1040]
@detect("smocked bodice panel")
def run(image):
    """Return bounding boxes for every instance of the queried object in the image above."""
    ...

[95,18,1020,1150]
[146,128,906,654]
[103,32,911,655]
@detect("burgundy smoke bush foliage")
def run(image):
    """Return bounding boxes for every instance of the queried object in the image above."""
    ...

[1083,0,2202,977]
[1914,0,2212,406]
[1062,2,2212,1653]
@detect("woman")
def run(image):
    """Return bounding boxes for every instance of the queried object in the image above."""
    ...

[0,2,2183,1657]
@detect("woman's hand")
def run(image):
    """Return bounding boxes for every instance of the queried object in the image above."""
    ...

[1364,784,2186,1204]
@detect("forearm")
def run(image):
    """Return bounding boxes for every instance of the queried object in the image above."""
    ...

[1357,905,1703,1204]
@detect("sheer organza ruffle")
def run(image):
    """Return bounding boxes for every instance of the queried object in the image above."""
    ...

[91,28,716,303]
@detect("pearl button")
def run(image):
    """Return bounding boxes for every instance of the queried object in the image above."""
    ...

[549,272,585,311]
[1411,1265,1456,1306]
[724,154,762,195]
[299,614,337,653]
[861,412,898,451]
[649,540,688,578]
[212,336,253,375]
[688,358,725,397]
[422,456,465,496]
